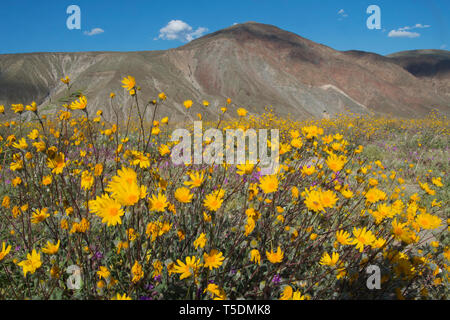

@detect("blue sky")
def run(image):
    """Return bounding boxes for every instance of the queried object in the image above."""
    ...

[0,0,448,55]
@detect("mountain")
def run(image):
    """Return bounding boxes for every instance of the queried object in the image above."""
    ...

[387,49,450,98]
[0,22,449,122]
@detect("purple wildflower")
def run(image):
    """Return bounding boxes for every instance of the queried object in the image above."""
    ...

[272,274,281,285]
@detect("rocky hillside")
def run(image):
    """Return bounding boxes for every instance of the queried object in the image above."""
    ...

[0,22,449,121]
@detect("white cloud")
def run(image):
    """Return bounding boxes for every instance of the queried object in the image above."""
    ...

[441,44,448,49]
[388,30,420,38]
[337,9,348,20]
[157,20,208,42]
[397,24,430,31]
[414,24,431,29]
[84,28,104,36]
[388,23,430,38]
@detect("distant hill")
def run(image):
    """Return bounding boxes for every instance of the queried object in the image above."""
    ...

[387,49,450,98]
[0,22,449,121]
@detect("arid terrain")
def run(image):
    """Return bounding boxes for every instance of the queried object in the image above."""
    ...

[1,22,449,121]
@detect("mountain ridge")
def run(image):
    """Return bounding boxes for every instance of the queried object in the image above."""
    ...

[0,22,449,121]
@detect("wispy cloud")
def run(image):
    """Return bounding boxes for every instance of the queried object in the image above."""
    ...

[441,44,448,49]
[156,20,208,42]
[84,28,104,36]
[388,24,430,38]
[337,9,348,20]
[388,30,420,38]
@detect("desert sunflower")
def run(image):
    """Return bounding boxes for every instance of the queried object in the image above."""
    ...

[173,256,202,280]
[89,194,124,227]
[203,250,225,270]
